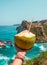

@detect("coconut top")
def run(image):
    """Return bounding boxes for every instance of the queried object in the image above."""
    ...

[15,30,35,38]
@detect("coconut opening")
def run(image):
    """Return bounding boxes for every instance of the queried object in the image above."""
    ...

[15,30,35,38]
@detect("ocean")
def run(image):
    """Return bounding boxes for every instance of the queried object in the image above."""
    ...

[0,25,47,65]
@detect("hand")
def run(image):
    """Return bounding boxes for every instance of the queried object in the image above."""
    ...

[12,44,27,65]
[14,43,28,55]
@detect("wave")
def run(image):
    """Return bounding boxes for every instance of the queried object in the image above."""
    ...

[34,44,47,51]
[0,55,15,60]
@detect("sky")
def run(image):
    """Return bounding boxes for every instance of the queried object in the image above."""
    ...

[0,0,47,25]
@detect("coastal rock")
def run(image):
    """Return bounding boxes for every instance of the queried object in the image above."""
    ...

[16,20,47,43]
[16,20,31,32]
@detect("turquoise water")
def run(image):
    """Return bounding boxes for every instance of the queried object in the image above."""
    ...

[0,26,47,65]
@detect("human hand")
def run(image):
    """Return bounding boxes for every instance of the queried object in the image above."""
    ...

[14,43,29,57]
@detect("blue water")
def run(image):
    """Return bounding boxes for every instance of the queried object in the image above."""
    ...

[0,26,47,65]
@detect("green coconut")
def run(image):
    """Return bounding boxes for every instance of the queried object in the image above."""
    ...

[14,30,36,50]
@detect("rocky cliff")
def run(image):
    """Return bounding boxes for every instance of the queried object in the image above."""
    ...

[16,20,47,43]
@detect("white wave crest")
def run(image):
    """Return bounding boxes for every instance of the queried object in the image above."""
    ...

[34,44,47,51]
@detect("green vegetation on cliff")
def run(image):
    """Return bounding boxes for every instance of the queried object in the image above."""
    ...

[42,23,47,35]
[23,51,47,65]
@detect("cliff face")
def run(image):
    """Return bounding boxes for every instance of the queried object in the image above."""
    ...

[16,20,47,43]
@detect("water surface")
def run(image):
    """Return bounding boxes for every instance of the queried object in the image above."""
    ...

[0,26,47,65]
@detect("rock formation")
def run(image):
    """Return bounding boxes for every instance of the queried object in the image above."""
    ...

[16,20,47,43]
